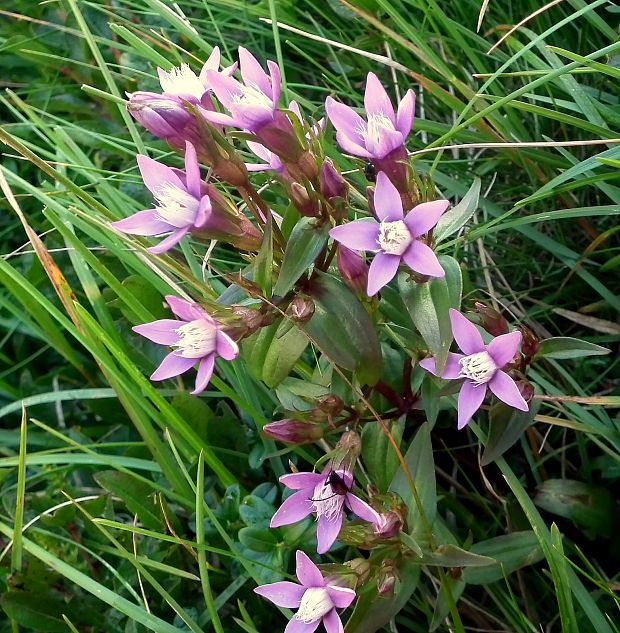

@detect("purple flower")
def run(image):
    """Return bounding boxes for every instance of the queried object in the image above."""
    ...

[203,47,281,132]
[325,72,415,161]
[329,172,448,295]
[133,295,238,395]
[254,550,355,633]
[419,308,529,429]
[270,470,380,554]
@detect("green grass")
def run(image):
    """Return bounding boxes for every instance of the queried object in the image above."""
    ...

[0,0,619,632]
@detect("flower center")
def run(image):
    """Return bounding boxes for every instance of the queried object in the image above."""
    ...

[295,588,333,624]
[458,351,497,384]
[173,319,217,358]
[159,64,205,99]
[363,113,396,146]
[154,183,200,228]
[311,477,346,521]
[232,84,273,110]
[377,220,412,255]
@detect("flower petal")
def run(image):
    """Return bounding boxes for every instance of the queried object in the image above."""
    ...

[323,609,345,633]
[367,252,400,296]
[330,220,379,252]
[147,227,189,254]
[345,494,381,524]
[165,295,207,321]
[184,142,201,199]
[279,472,325,490]
[284,619,320,633]
[449,308,485,355]
[247,141,273,162]
[215,331,239,361]
[192,354,215,395]
[239,47,272,97]
[254,581,305,608]
[132,319,183,345]
[488,370,528,411]
[419,357,437,376]
[150,352,195,381]
[205,70,243,109]
[395,89,416,137]
[325,97,365,143]
[200,109,238,127]
[402,240,444,278]
[137,155,184,195]
[374,172,403,222]
[487,331,522,368]
[404,200,450,237]
[420,353,463,380]
[112,210,171,236]
[194,195,212,229]
[457,381,486,430]
[364,72,395,122]
[267,60,281,106]
[334,131,372,159]
[270,490,313,528]
[316,514,343,554]
[365,127,404,160]
[326,586,356,609]
[295,550,325,588]
[200,46,221,79]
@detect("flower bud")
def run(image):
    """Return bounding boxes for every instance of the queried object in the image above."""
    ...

[376,560,398,597]
[262,419,324,445]
[517,379,535,403]
[288,296,315,322]
[337,246,369,295]
[344,558,371,587]
[320,160,348,201]
[316,394,344,416]
[289,182,320,217]
[373,511,402,539]
[519,324,539,359]
[334,431,362,471]
[474,302,509,336]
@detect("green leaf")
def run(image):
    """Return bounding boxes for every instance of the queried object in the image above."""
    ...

[536,337,610,360]
[253,214,273,297]
[434,177,481,242]
[301,274,382,385]
[238,527,279,553]
[463,531,544,585]
[421,544,495,568]
[273,217,329,296]
[0,592,81,632]
[361,417,404,493]
[95,471,163,530]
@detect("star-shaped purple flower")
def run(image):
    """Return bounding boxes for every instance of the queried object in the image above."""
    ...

[329,172,448,295]
[270,469,380,554]
[111,141,212,254]
[254,550,355,633]
[325,72,415,161]
[133,295,238,395]
[419,308,529,429]
[202,47,281,133]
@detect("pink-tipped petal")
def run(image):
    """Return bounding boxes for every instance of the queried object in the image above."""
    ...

[112,210,171,236]
[247,141,273,162]
[330,220,379,252]
[194,195,212,228]
[205,70,243,109]
[364,72,395,122]
[335,131,372,159]
[267,60,282,105]
[488,370,528,411]
[449,308,485,355]
[137,155,184,195]
[284,619,321,633]
[150,352,195,381]
[457,381,486,430]
[253,581,305,608]
[288,100,302,122]
[192,354,215,395]
[316,515,344,554]
[365,128,404,160]
[419,357,437,376]
[132,319,182,345]
[270,490,313,528]
[201,46,221,76]
[396,89,416,137]
[295,550,325,588]
[327,586,356,609]
[404,200,450,238]
[487,331,522,368]
[402,241,445,278]
[323,610,345,633]
[374,172,404,221]
[325,97,365,142]
[200,109,238,127]
[147,227,189,254]
[279,472,325,490]
[442,352,465,379]
[367,252,400,295]
[184,142,201,199]
[165,295,207,321]
[215,331,239,360]
[345,494,381,524]
[239,47,272,97]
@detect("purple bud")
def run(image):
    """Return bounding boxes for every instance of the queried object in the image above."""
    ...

[474,302,509,337]
[262,419,324,444]
[337,246,369,295]
[373,511,402,539]
[376,560,398,597]
[289,182,320,217]
[288,296,315,322]
[320,160,348,200]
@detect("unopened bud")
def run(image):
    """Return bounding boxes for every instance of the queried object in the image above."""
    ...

[337,246,369,295]
[230,306,273,337]
[262,419,324,445]
[376,560,398,597]
[519,324,539,359]
[320,160,348,201]
[474,302,509,336]
[316,395,344,416]
[333,431,361,471]
[288,296,315,322]
[517,379,535,403]
[344,558,371,587]
[373,511,402,539]
[289,182,320,217]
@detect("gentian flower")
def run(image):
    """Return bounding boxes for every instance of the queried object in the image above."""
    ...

[270,469,380,554]
[419,308,529,429]
[329,172,448,295]
[133,295,238,395]
[325,72,414,162]
[254,550,355,633]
